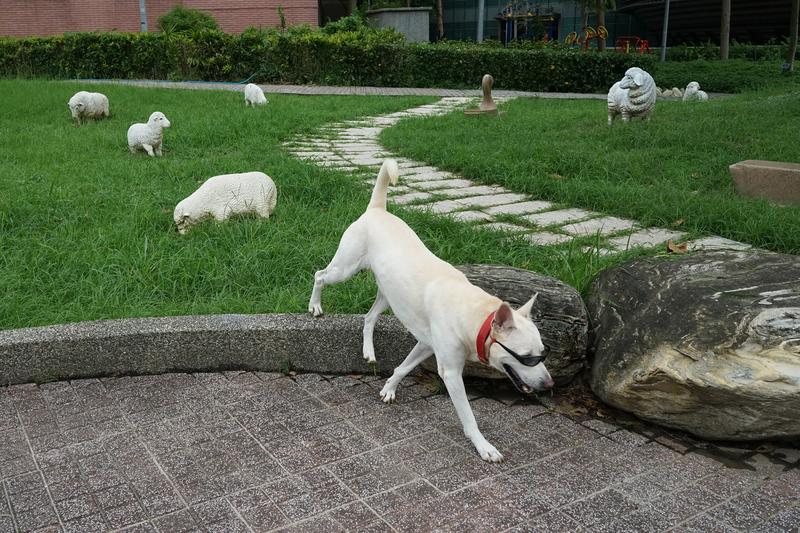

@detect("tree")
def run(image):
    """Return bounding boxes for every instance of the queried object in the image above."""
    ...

[720,0,731,59]
[788,0,799,72]
[158,5,218,33]
[575,0,616,51]
[593,0,616,51]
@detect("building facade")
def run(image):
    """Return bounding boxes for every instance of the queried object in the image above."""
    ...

[0,0,319,38]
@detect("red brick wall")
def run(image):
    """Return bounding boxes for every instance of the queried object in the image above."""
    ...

[0,0,318,37]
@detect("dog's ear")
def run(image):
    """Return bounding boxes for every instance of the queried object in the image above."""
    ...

[517,293,538,318]
[493,302,515,331]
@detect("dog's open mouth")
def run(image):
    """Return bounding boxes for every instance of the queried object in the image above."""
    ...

[503,364,534,395]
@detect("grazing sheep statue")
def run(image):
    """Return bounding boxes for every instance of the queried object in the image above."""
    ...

[174,172,278,234]
[67,91,109,125]
[607,67,657,125]
[683,81,709,102]
[244,83,268,106]
[127,112,171,157]
[671,87,683,98]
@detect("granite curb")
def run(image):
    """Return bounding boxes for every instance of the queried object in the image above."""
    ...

[0,314,417,386]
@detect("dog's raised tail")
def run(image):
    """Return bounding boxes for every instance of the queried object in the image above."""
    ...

[367,159,399,210]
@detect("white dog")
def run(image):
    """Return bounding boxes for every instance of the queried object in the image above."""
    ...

[244,83,268,106]
[309,159,554,462]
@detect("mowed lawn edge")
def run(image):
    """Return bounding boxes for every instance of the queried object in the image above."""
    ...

[1,79,646,330]
[380,84,800,254]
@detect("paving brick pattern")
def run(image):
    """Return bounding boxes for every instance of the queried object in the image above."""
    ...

[1,372,798,532]
[282,98,753,255]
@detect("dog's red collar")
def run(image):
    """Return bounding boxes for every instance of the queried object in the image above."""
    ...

[476,311,495,365]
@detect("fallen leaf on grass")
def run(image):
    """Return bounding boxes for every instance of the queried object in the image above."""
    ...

[671,218,684,227]
[667,240,689,254]
[549,173,567,180]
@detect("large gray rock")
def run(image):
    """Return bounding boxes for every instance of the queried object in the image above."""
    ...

[588,250,800,440]
[447,264,588,384]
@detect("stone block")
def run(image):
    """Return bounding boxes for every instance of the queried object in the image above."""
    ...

[608,228,687,250]
[729,160,800,205]
[523,232,572,246]
[562,216,638,237]
[523,209,596,227]
[485,201,553,216]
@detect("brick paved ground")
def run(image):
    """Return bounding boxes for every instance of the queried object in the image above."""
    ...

[1,371,798,532]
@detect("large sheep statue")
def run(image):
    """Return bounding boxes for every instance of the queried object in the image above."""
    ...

[607,67,657,125]
[67,91,109,125]
[683,81,709,102]
[127,112,171,157]
[174,172,278,234]
[244,83,268,106]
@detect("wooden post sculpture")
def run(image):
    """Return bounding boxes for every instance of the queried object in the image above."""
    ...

[479,74,497,114]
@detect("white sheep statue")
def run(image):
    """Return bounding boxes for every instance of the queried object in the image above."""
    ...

[67,91,109,125]
[173,172,278,234]
[607,67,657,125]
[127,112,171,157]
[683,81,709,102]
[244,83,268,106]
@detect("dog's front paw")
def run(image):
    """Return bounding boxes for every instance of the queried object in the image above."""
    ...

[379,385,396,404]
[363,347,376,363]
[309,303,324,317]
[475,441,504,463]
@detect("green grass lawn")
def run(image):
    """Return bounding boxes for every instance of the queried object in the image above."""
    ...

[2,79,643,330]
[381,84,800,254]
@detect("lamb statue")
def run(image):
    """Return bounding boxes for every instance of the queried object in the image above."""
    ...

[174,172,277,234]
[67,91,109,125]
[607,67,657,125]
[244,83,268,106]
[683,81,709,102]
[127,112,171,157]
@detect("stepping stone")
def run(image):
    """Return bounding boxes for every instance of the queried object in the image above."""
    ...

[562,216,638,237]
[388,185,412,194]
[523,232,572,245]
[686,236,752,252]
[582,246,616,256]
[434,186,505,198]
[402,166,442,175]
[481,222,528,233]
[485,201,553,216]
[523,208,596,227]
[426,199,468,214]
[413,179,473,191]
[393,191,434,205]
[397,160,427,169]
[333,145,383,152]
[608,228,687,250]
[349,157,386,166]
[450,211,492,223]
[316,159,353,167]
[403,171,458,182]
[455,193,529,208]
[296,152,338,160]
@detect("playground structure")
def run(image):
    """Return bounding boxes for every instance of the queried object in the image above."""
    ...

[496,0,559,45]
[563,25,608,49]
[615,35,652,54]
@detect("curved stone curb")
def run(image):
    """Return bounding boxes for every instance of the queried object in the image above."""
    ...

[284,99,752,255]
[0,314,416,386]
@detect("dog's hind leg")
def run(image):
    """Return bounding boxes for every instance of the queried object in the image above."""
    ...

[308,225,367,317]
[362,290,389,363]
[380,342,433,403]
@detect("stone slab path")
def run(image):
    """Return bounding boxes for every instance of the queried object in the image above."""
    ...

[1,371,798,533]
[283,98,752,255]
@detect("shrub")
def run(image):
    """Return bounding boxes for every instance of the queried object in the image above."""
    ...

[650,59,795,93]
[158,5,218,33]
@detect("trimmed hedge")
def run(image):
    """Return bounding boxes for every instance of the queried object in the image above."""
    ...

[0,29,653,93]
[650,59,795,93]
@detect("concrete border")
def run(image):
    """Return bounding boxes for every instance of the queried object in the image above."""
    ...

[0,314,417,386]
